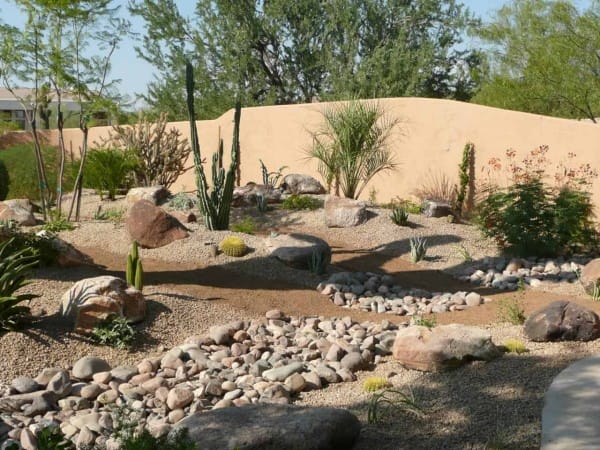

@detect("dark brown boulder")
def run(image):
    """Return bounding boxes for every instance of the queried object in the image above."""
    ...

[524,300,600,342]
[126,200,188,248]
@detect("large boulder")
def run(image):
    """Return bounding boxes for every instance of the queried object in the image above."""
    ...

[422,200,452,218]
[524,300,600,342]
[280,174,325,195]
[171,404,361,450]
[324,196,367,228]
[34,231,94,267]
[392,324,501,371]
[59,276,145,333]
[232,183,281,207]
[0,199,36,226]
[265,233,331,270]
[126,199,188,248]
[579,259,600,297]
[125,186,170,206]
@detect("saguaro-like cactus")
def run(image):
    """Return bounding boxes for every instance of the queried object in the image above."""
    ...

[186,61,241,231]
[126,240,143,291]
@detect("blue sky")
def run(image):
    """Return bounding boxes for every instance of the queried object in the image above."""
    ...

[0,0,591,104]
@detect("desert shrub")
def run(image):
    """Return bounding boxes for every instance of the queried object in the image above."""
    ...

[413,170,456,204]
[260,159,287,189]
[382,197,421,214]
[454,142,474,217]
[98,112,192,189]
[281,194,322,210]
[168,192,196,211]
[411,315,436,328]
[91,314,136,349]
[476,179,597,257]
[84,148,138,200]
[308,100,398,199]
[0,143,78,201]
[502,339,528,354]
[367,388,422,424]
[454,244,473,262]
[36,423,73,450]
[94,206,125,223]
[363,376,392,392]
[0,238,39,331]
[496,298,526,325]
[43,210,75,232]
[390,207,409,226]
[231,217,257,234]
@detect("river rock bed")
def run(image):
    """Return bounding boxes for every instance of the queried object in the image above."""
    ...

[317,271,492,315]
[0,311,400,448]
[456,256,590,290]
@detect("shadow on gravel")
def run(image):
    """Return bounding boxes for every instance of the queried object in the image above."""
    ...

[343,352,591,450]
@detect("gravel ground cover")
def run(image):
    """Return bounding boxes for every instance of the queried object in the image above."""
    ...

[0,192,597,449]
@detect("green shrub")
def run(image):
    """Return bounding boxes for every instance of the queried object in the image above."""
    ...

[91,314,136,349]
[168,192,196,211]
[411,315,436,328]
[94,206,125,223]
[231,217,257,234]
[1,229,58,266]
[383,197,421,214]
[117,428,198,450]
[36,423,73,450]
[281,195,322,210]
[390,207,409,226]
[476,179,597,257]
[43,211,75,232]
[84,148,138,200]
[0,143,78,201]
[497,298,526,325]
[0,238,39,331]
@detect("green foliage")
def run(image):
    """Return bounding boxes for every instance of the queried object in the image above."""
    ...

[255,194,268,213]
[219,236,247,257]
[363,376,392,393]
[0,143,78,201]
[43,212,75,232]
[411,315,437,328]
[281,194,322,211]
[1,231,58,266]
[260,159,287,189]
[367,388,422,425]
[390,207,409,226]
[474,0,600,121]
[186,62,241,231]
[94,206,125,223]
[168,193,196,211]
[0,238,39,331]
[476,179,598,257]
[454,244,473,262]
[501,338,528,354]
[131,0,482,119]
[99,112,192,189]
[126,241,143,291]
[91,314,136,350]
[409,237,428,263]
[84,148,138,201]
[383,197,422,214]
[0,159,9,201]
[307,249,329,275]
[308,100,398,199]
[231,217,257,235]
[497,298,526,325]
[454,142,474,217]
[36,423,74,450]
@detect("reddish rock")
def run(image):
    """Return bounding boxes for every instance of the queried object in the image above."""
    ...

[74,297,122,333]
[126,200,188,248]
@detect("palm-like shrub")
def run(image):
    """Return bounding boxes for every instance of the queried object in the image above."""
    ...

[0,238,39,331]
[84,148,138,200]
[308,100,398,199]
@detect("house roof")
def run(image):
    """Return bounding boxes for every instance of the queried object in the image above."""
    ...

[0,87,80,103]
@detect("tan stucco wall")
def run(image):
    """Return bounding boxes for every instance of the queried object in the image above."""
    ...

[51,98,600,205]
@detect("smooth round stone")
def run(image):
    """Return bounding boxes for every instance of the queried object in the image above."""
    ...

[73,357,111,381]
[11,376,41,394]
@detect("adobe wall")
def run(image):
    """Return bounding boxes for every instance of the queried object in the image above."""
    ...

[48,98,600,205]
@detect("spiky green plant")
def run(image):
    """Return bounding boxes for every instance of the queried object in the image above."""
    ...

[126,240,143,291]
[219,236,247,257]
[409,236,428,262]
[256,193,268,213]
[307,249,329,275]
[454,142,474,217]
[307,100,398,199]
[0,238,39,331]
[186,61,241,231]
[390,207,409,226]
[367,388,422,424]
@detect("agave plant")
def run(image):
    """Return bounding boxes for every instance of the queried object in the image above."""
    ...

[0,238,39,331]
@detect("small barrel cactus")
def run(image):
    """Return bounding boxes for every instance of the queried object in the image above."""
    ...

[219,236,247,257]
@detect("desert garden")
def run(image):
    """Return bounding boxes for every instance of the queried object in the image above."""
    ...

[0,81,600,450]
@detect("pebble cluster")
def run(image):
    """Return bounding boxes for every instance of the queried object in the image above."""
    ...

[0,311,399,449]
[457,256,590,290]
[317,272,492,315]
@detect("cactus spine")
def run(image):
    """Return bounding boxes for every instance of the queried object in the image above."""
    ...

[186,61,241,231]
[126,240,143,291]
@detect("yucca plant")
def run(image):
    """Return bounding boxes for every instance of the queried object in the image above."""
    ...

[409,236,428,262]
[0,238,39,331]
[391,207,409,226]
[308,100,398,199]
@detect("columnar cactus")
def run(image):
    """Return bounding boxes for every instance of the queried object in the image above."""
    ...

[126,240,143,291]
[186,61,241,230]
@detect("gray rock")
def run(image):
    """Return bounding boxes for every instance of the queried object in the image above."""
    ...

[0,199,36,226]
[11,377,40,394]
[280,174,325,195]
[324,197,368,228]
[340,352,368,372]
[524,300,600,342]
[422,200,452,218]
[262,361,304,382]
[47,370,71,397]
[110,365,138,382]
[265,233,331,271]
[126,186,170,205]
[72,357,111,381]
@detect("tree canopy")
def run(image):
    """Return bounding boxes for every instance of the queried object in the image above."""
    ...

[473,0,600,122]
[130,0,483,119]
